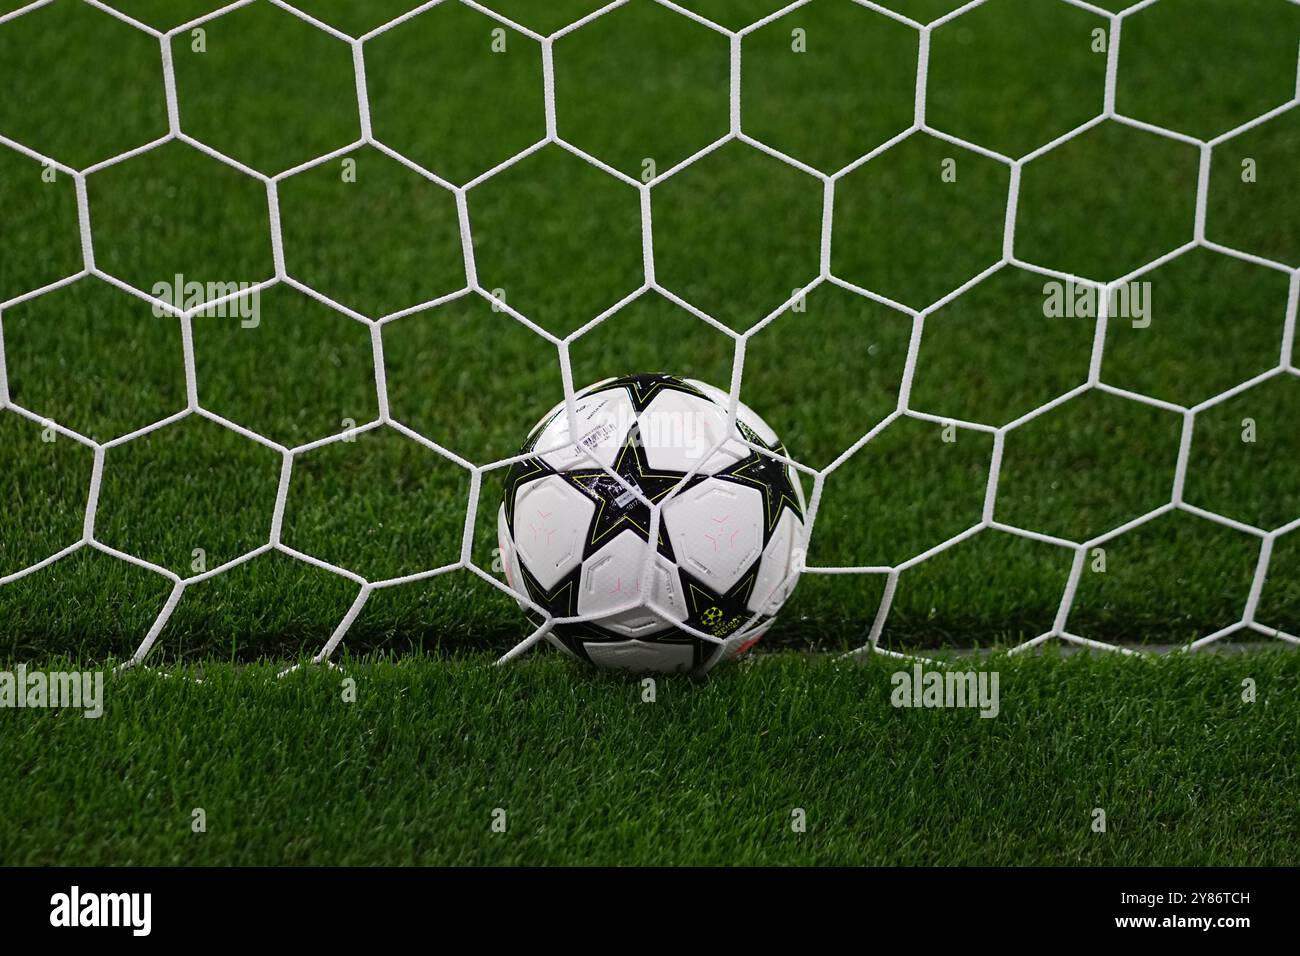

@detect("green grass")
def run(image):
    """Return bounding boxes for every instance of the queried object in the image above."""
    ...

[2,0,1299,664]
[1,649,1296,866]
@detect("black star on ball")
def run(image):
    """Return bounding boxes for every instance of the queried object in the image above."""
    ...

[562,424,693,561]
[587,372,711,413]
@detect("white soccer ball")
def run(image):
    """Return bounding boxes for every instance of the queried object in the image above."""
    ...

[497,373,806,675]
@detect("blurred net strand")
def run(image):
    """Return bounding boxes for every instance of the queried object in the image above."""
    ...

[0,0,1295,670]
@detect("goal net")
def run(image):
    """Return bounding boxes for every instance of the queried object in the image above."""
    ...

[0,0,1297,667]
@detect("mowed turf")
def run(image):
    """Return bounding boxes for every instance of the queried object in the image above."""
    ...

[1,649,1297,866]
[2,0,1300,663]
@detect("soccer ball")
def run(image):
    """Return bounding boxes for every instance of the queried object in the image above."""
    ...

[497,373,806,675]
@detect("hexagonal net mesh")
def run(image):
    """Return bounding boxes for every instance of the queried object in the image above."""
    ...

[0,0,1297,668]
